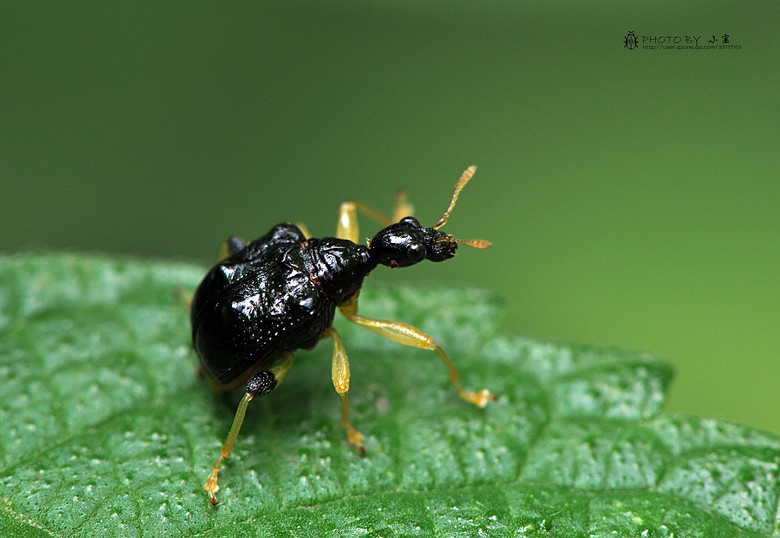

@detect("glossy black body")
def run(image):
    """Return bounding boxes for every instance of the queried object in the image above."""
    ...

[191,217,458,389]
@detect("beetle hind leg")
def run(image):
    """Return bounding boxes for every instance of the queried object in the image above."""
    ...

[204,352,294,505]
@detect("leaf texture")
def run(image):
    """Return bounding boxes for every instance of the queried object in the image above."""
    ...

[0,253,778,537]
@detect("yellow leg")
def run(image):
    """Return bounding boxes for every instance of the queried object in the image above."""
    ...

[337,202,361,243]
[204,352,294,505]
[339,294,494,407]
[294,222,312,239]
[391,190,414,223]
[336,192,414,243]
[324,328,365,452]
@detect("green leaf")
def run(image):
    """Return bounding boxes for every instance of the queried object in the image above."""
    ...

[1,253,778,537]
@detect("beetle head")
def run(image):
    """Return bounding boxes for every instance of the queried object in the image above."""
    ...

[369,217,457,268]
[368,166,491,268]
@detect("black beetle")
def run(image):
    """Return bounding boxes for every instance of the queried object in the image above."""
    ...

[191,166,493,504]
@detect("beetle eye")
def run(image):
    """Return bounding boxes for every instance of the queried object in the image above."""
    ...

[406,242,425,262]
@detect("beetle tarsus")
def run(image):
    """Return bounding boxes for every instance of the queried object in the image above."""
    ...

[461,388,496,408]
[203,445,230,505]
[205,462,221,505]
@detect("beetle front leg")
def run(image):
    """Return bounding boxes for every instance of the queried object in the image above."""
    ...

[391,189,413,222]
[337,202,361,243]
[204,352,294,505]
[339,294,494,407]
[324,327,365,453]
[336,190,412,243]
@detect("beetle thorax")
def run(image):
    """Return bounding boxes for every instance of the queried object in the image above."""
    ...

[302,238,376,305]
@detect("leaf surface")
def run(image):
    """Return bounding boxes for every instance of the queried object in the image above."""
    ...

[0,254,778,537]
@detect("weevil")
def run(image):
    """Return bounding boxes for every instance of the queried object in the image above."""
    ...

[190,166,493,504]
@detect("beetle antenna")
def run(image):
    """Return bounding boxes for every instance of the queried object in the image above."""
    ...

[431,166,491,249]
[436,236,492,249]
[434,165,476,230]
[453,237,492,249]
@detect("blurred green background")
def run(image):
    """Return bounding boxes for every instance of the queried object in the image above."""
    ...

[2,2,778,435]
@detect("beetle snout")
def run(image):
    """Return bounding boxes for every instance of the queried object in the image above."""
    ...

[425,234,458,262]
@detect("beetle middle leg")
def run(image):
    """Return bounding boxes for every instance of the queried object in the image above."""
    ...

[338,293,494,407]
[204,352,294,505]
[324,327,365,453]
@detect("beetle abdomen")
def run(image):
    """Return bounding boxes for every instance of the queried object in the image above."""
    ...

[192,246,337,389]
